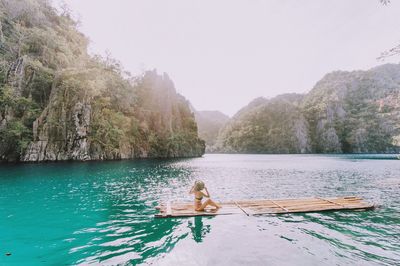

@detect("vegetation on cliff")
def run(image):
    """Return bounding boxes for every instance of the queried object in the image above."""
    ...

[0,0,204,162]
[216,64,400,154]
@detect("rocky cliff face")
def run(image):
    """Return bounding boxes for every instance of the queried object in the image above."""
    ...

[303,64,400,153]
[217,64,400,154]
[22,70,205,162]
[0,0,204,162]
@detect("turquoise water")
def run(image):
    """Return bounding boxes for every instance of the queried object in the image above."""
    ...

[0,154,399,265]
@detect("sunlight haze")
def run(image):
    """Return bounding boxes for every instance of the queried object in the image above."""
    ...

[55,0,400,116]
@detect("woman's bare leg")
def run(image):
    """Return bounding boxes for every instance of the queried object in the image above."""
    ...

[213,199,221,208]
[208,199,221,208]
[194,201,203,211]
[198,199,221,210]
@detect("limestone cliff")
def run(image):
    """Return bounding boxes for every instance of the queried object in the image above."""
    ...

[22,70,205,161]
[0,0,204,162]
[302,64,400,153]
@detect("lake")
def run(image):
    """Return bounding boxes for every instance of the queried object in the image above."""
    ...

[0,154,399,265]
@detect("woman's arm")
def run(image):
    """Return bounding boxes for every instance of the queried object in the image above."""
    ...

[203,187,210,198]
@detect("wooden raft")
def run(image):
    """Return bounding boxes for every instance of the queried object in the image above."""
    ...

[155,196,374,218]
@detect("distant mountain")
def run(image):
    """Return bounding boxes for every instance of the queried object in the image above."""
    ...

[216,64,400,154]
[194,110,229,152]
[215,94,309,153]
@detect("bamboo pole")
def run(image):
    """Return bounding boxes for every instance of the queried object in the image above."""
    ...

[234,201,250,216]
[270,200,289,212]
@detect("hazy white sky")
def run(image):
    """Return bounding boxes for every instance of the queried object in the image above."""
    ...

[55,0,400,116]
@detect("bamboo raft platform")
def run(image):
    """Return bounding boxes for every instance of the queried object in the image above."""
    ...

[155,196,374,218]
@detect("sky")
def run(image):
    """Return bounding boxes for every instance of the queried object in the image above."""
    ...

[54,0,400,116]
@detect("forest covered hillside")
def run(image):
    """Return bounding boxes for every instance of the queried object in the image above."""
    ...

[0,0,204,162]
[215,64,400,154]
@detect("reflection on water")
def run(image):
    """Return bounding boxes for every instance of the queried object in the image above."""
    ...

[0,154,399,265]
[187,216,212,243]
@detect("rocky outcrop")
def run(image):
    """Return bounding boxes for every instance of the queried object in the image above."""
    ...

[23,101,93,161]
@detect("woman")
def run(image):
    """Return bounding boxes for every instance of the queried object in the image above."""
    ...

[189,180,221,211]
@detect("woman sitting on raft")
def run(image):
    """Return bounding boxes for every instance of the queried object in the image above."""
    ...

[189,180,221,211]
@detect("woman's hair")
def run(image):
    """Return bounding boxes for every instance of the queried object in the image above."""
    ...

[194,180,205,191]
